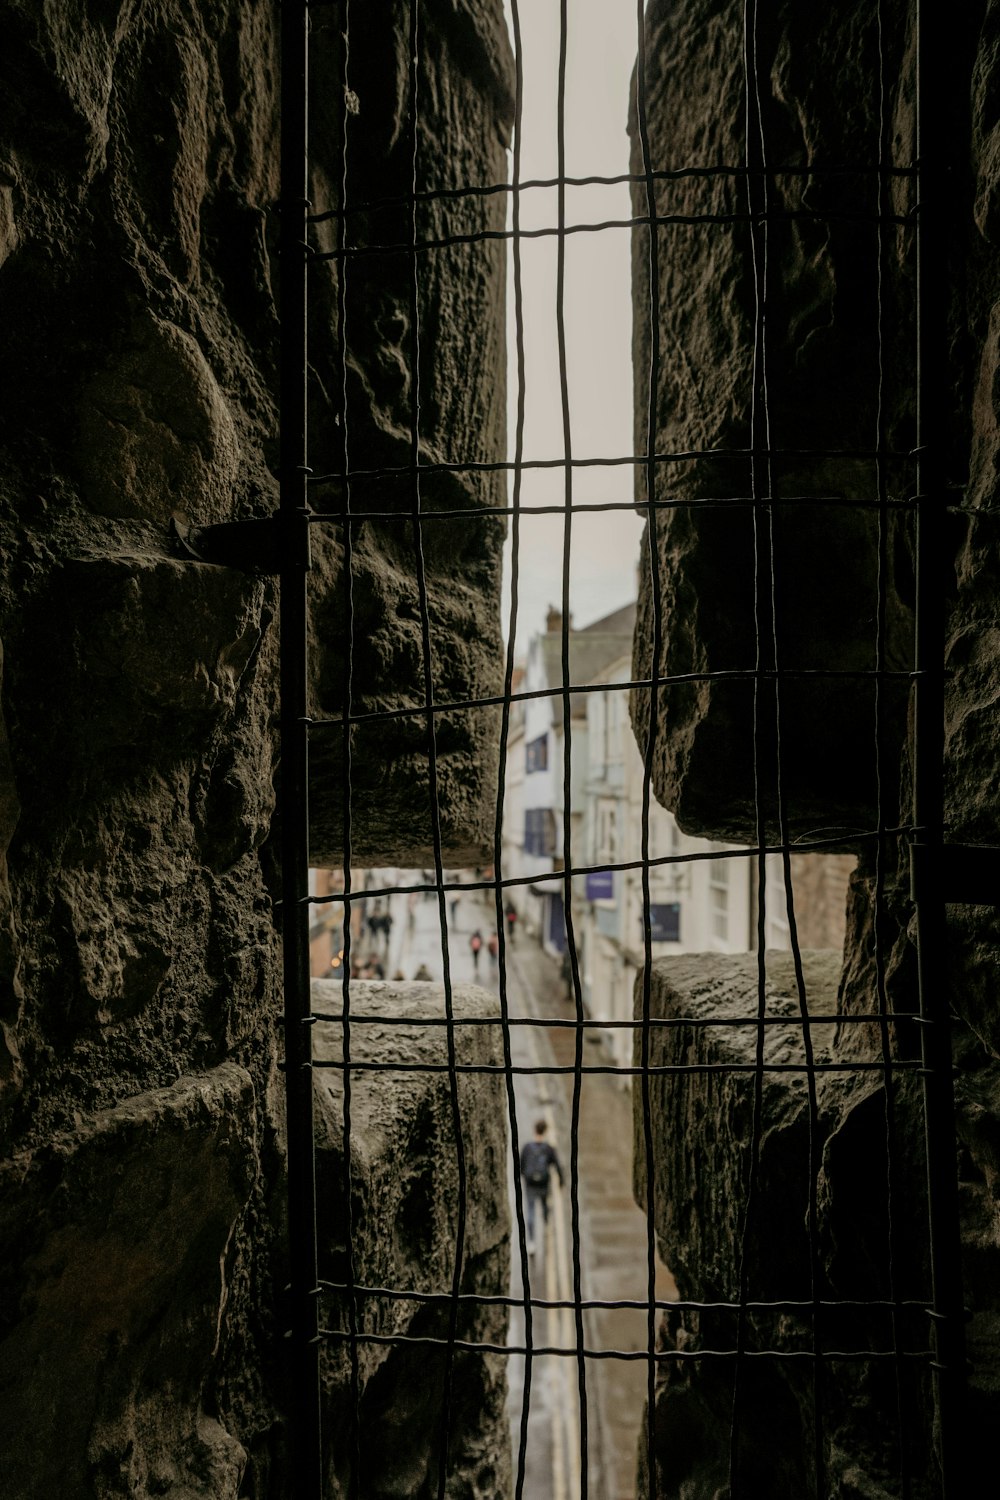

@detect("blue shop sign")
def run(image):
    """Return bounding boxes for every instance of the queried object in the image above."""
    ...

[585,869,615,901]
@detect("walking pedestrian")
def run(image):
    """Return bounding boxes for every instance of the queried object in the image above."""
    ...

[487,931,499,975]
[504,901,518,944]
[469,929,483,975]
[519,1118,564,1255]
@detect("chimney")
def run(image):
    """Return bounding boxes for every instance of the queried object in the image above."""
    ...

[546,606,572,633]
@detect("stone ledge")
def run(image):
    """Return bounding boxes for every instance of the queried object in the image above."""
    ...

[310,979,512,1499]
[632,952,935,1500]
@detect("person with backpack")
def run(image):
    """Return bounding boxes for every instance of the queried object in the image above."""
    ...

[519,1118,564,1254]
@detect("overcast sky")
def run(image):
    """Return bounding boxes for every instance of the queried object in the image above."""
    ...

[500,0,642,648]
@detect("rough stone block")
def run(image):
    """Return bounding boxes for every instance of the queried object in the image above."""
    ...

[628,0,914,846]
[633,952,938,1500]
[0,1064,257,1500]
[310,979,511,1499]
[1,0,513,1485]
[625,1,1000,1490]
[302,2,514,867]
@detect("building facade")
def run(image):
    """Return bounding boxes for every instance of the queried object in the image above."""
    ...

[576,651,753,1072]
[503,615,856,1078]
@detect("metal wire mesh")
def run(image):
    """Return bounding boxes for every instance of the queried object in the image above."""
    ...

[277,2,966,1496]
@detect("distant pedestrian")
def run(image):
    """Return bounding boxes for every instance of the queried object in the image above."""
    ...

[519,1119,564,1254]
[487,931,499,975]
[469,929,483,975]
[505,901,518,944]
[450,895,461,927]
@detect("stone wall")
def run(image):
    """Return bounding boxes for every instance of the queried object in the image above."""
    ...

[0,3,512,1496]
[634,955,934,1499]
[312,981,511,1499]
[629,0,915,850]
[630,1,1000,1494]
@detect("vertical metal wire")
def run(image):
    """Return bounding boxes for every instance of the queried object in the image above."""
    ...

[404,5,470,1492]
[746,13,826,1489]
[874,3,911,1490]
[279,2,322,1495]
[490,2,534,1492]
[554,3,590,1481]
[633,2,666,1493]
[776,855,824,1488]
[336,3,363,1490]
[912,2,968,1492]
[730,1,775,1489]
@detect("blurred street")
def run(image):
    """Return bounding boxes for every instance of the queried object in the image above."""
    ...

[366,878,676,1500]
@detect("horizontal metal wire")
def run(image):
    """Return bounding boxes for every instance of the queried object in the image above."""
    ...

[307,1011,919,1031]
[300,1059,923,1077]
[310,207,915,263]
[306,445,917,484]
[308,495,920,522]
[317,1327,933,1363]
[296,828,914,907]
[308,671,917,734]
[316,1280,931,1316]
[307,162,918,224]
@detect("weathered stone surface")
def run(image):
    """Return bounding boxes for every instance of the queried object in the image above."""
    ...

[633,954,935,1500]
[303,2,513,866]
[0,3,290,1482]
[77,312,243,524]
[628,0,914,847]
[311,980,511,1499]
[935,6,1000,1445]
[630,3,1000,1492]
[0,1064,257,1500]
[0,0,513,1494]
[634,952,839,1301]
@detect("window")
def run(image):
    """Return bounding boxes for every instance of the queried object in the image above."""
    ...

[524,807,556,856]
[598,800,617,863]
[525,733,548,773]
[710,857,730,942]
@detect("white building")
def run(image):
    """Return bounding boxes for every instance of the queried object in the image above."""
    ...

[509,603,637,957]
[501,604,855,1077]
[576,650,753,1071]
